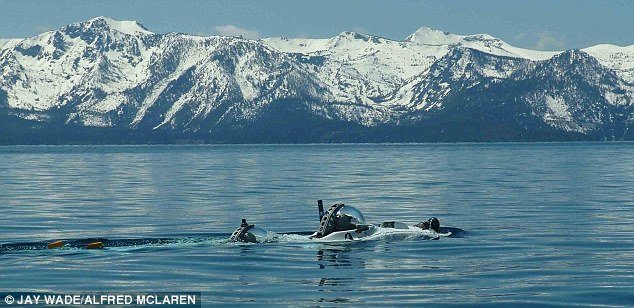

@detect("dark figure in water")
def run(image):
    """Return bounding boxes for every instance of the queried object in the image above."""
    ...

[415,217,440,232]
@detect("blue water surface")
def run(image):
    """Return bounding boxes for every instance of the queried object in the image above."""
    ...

[0,143,633,306]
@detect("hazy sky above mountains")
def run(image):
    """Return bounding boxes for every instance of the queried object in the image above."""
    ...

[1,0,632,50]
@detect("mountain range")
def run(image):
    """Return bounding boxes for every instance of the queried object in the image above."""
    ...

[1,17,633,143]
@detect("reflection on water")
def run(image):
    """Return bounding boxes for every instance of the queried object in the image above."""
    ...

[317,247,361,270]
[0,143,633,305]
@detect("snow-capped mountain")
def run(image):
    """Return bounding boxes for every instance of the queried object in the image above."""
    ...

[1,17,633,143]
[405,27,558,60]
[1,17,332,130]
[583,44,634,83]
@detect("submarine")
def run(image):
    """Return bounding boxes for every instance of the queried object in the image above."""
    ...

[230,200,450,243]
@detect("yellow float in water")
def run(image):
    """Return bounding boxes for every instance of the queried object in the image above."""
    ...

[86,242,104,249]
[47,240,64,249]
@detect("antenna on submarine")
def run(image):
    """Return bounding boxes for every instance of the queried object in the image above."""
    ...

[317,200,324,220]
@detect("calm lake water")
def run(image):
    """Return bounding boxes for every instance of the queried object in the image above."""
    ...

[1,143,633,306]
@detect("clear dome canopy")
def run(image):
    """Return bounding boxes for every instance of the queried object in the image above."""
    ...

[335,205,366,225]
[242,227,270,243]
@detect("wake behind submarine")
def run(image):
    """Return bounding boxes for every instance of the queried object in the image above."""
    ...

[230,200,452,243]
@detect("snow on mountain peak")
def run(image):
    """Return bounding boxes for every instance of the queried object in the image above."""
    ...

[406,27,502,45]
[405,27,465,45]
[583,44,634,82]
[0,38,21,50]
[71,16,153,36]
[334,31,373,40]
[405,27,558,61]
[261,37,330,54]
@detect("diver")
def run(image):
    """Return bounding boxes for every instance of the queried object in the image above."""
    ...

[414,217,440,232]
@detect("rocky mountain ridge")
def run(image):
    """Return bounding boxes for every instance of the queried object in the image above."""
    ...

[1,17,633,143]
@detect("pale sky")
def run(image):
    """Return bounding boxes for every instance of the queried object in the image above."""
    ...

[1,0,632,50]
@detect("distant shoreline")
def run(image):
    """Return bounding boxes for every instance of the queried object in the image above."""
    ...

[1,128,630,146]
